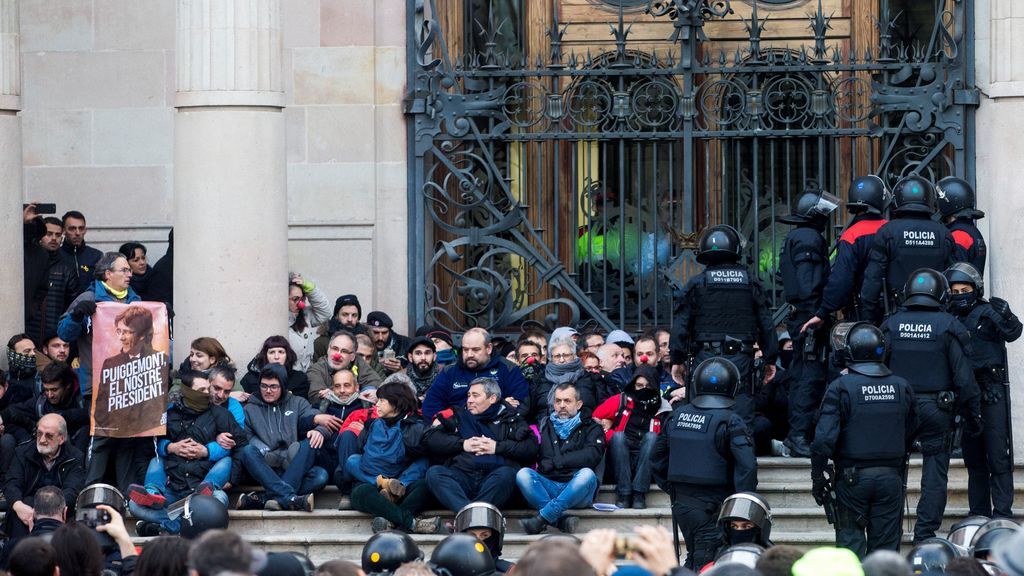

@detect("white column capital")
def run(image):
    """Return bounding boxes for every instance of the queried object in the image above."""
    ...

[176,0,284,108]
[0,0,20,111]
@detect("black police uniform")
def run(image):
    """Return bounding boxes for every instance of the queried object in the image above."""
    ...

[779,219,830,454]
[811,368,916,557]
[860,217,960,322]
[817,215,888,322]
[950,294,1021,517]
[881,296,981,542]
[653,360,757,570]
[948,220,987,276]
[669,263,777,423]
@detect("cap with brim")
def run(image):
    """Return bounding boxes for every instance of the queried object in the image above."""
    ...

[407,336,436,353]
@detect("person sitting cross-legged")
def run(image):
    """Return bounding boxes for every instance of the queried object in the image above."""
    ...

[516,381,605,534]
[424,377,537,513]
[345,379,440,534]
[236,363,342,511]
[128,368,243,536]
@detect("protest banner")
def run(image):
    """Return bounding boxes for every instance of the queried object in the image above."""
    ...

[91,301,170,437]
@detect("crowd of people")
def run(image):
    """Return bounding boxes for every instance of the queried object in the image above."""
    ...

[1,172,1021,575]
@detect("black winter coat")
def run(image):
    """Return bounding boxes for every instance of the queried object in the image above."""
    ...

[536,417,605,483]
[423,404,537,474]
[4,441,86,508]
[163,403,247,494]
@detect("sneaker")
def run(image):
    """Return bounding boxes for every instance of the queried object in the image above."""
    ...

[632,492,646,510]
[289,494,314,512]
[384,478,406,500]
[135,520,162,537]
[519,514,549,535]
[783,437,811,458]
[371,517,394,533]
[556,515,580,534]
[195,482,215,498]
[337,495,353,510]
[412,516,442,534]
[127,484,167,509]
[615,495,632,509]
[236,491,265,510]
[771,439,791,457]
[264,498,283,511]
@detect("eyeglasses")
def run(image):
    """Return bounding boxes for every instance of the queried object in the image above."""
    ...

[330,348,354,355]
[112,267,132,275]
[288,296,303,302]
[34,430,61,441]
[260,383,281,391]
[552,353,575,361]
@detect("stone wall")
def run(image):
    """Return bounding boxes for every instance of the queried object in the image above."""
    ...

[19,0,409,344]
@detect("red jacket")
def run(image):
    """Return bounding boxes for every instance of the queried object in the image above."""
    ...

[592,393,667,443]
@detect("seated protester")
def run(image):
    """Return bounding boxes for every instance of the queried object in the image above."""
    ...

[181,336,235,377]
[37,333,71,368]
[521,327,549,365]
[592,365,669,509]
[346,380,440,534]
[316,369,370,477]
[3,362,89,457]
[127,369,243,536]
[313,294,368,363]
[366,311,410,376]
[633,335,674,396]
[6,334,38,405]
[3,414,86,541]
[237,364,341,511]
[424,378,537,512]
[307,331,383,405]
[421,326,457,367]
[595,343,630,394]
[606,330,636,368]
[580,351,601,375]
[751,339,793,457]
[422,327,529,422]
[455,502,513,574]
[521,337,607,425]
[516,382,604,534]
[514,339,548,424]
[240,335,312,401]
[357,333,387,380]
[405,337,440,402]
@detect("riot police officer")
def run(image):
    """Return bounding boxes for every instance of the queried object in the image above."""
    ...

[778,189,838,457]
[653,357,757,570]
[944,263,1021,518]
[810,322,916,557]
[361,530,423,575]
[860,176,962,321]
[880,268,982,543]
[937,176,987,274]
[717,492,774,548]
[802,175,889,332]
[430,533,497,576]
[668,224,778,423]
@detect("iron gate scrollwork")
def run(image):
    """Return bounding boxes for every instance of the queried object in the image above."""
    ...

[404,0,977,333]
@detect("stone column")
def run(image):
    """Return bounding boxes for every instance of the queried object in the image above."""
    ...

[0,0,21,367]
[174,0,287,362]
[975,0,1024,456]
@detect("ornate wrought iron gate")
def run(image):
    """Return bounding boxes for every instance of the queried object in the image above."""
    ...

[404,0,977,333]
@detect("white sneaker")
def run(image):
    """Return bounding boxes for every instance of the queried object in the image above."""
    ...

[771,439,792,457]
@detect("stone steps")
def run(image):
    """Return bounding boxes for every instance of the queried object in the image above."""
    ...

[126,457,1024,565]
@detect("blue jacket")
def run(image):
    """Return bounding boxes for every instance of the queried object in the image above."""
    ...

[421,356,529,421]
[57,281,141,397]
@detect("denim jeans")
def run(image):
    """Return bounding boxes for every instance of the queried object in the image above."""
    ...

[129,487,229,534]
[144,456,233,493]
[426,465,518,512]
[343,455,428,487]
[516,467,599,524]
[332,431,361,491]
[608,431,657,497]
[238,441,328,506]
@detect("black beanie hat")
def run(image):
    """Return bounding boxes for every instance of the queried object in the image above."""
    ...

[334,294,362,319]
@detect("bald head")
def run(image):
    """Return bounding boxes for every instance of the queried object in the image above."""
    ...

[35,414,67,458]
[38,414,67,437]
[596,344,627,373]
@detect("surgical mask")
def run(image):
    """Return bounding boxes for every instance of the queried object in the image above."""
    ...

[949,292,977,314]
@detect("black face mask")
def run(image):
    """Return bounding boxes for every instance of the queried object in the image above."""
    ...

[778,349,794,370]
[727,527,759,545]
[949,292,977,314]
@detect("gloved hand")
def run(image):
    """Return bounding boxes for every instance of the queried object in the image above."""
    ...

[966,414,985,438]
[990,297,1012,319]
[811,476,828,506]
[70,300,97,322]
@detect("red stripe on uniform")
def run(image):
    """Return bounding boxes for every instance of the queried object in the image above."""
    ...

[840,219,888,244]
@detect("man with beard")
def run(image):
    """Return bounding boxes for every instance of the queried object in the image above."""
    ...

[314,294,366,362]
[367,312,410,375]
[306,331,383,404]
[421,328,529,421]
[37,334,70,369]
[4,363,89,456]
[25,218,78,347]
[405,337,439,402]
[3,414,86,540]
